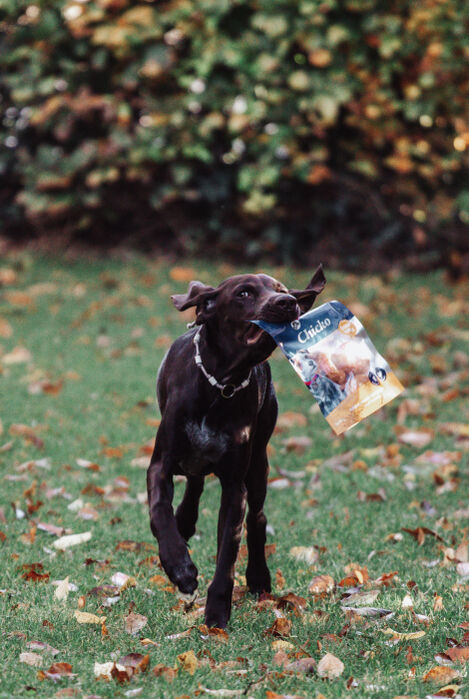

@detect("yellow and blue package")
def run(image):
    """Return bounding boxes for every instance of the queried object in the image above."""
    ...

[255,301,404,435]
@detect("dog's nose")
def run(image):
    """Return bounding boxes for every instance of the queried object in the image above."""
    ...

[273,294,298,312]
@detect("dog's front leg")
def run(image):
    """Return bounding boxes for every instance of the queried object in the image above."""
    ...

[205,479,247,628]
[147,455,198,594]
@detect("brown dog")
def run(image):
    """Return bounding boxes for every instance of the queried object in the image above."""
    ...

[147,266,326,628]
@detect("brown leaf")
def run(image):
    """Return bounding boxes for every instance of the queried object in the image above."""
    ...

[422,666,460,685]
[40,662,75,681]
[152,664,178,681]
[402,527,444,545]
[316,652,344,679]
[309,574,335,596]
[445,646,469,663]
[283,435,313,454]
[264,617,292,637]
[284,657,316,674]
[439,423,469,438]
[118,653,150,673]
[275,411,308,432]
[170,266,197,282]
[199,625,229,642]
[177,649,198,675]
[394,426,434,448]
[124,610,148,635]
[275,592,307,615]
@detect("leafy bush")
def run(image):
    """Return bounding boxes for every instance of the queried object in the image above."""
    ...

[1,0,468,266]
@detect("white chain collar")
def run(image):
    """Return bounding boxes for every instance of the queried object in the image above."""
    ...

[193,326,251,399]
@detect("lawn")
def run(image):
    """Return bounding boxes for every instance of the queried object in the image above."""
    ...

[0,252,468,699]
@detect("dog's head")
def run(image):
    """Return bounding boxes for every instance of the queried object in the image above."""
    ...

[171,265,326,348]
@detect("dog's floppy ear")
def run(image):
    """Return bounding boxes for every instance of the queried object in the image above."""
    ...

[289,264,326,313]
[171,281,218,323]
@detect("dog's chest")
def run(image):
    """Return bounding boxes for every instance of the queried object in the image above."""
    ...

[181,418,250,474]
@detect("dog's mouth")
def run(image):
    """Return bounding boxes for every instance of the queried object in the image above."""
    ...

[243,324,266,346]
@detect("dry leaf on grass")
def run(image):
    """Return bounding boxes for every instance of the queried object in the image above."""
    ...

[199,625,229,642]
[26,641,60,655]
[118,653,150,674]
[38,662,75,681]
[199,688,244,696]
[381,627,426,641]
[124,611,148,635]
[290,546,318,565]
[53,531,91,550]
[285,657,316,674]
[74,610,106,625]
[19,651,43,667]
[177,649,198,675]
[445,647,469,663]
[54,576,69,601]
[264,617,292,637]
[317,652,344,679]
[342,606,393,618]
[94,661,126,679]
[309,574,335,595]
[422,665,460,685]
[394,426,434,447]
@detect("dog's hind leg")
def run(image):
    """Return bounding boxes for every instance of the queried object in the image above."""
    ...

[245,449,272,596]
[245,387,277,596]
[205,477,247,628]
[176,476,204,542]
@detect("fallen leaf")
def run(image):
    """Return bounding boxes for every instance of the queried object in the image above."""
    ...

[53,532,91,550]
[395,426,434,448]
[284,657,316,674]
[199,625,229,642]
[283,435,313,453]
[124,611,148,635]
[152,664,178,681]
[341,588,380,606]
[381,627,426,640]
[40,662,75,681]
[54,577,69,601]
[20,651,43,667]
[422,666,460,684]
[275,411,308,431]
[445,646,469,663]
[342,606,393,618]
[118,653,150,674]
[439,422,469,438]
[26,641,60,655]
[275,592,307,614]
[74,610,106,625]
[94,660,126,679]
[3,346,32,364]
[309,574,335,595]
[316,652,344,679]
[264,617,292,637]
[199,688,243,696]
[290,546,319,565]
[177,649,198,675]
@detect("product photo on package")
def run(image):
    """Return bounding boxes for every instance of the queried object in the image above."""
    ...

[255,301,404,435]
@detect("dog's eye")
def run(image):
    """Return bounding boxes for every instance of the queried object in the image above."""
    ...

[238,289,251,298]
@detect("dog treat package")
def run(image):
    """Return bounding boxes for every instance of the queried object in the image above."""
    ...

[255,301,404,435]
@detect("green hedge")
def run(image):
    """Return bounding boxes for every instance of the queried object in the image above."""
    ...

[1,0,468,265]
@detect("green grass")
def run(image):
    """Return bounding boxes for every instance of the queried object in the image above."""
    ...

[0,252,468,698]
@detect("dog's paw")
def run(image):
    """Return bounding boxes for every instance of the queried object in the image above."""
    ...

[246,566,271,596]
[171,560,198,594]
[204,607,230,629]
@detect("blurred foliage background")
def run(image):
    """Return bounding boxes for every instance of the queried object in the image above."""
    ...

[1,0,468,270]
